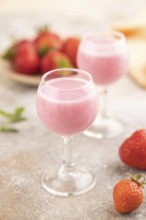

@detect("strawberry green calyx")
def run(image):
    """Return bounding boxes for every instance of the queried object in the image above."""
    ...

[2,47,15,60]
[57,59,73,68]
[38,46,55,58]
[57,60,73,77]
[126,173,146,188]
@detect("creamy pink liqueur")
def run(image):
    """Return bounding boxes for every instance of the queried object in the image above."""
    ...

[77,37,128,85]
[36,77,98,136]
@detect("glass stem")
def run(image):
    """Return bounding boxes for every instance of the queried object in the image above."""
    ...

[59,136,75,179]
[99,87,108,119]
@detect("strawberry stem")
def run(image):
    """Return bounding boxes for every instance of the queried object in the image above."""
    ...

[37,25,50,34]
[126,173,146,188]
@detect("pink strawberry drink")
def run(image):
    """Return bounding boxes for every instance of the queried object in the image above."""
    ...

[36,76,98,136]
[77,33,128,85]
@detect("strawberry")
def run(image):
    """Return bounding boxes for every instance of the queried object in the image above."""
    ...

[2,40,31,60]
[13,40,32,51]
[34,28,63,57]
[119,129,146,169]
[62,37,80,66]
[40,50,73,73]
[2,39,40,74]
[12,40,40,75]
[113,174,146,214]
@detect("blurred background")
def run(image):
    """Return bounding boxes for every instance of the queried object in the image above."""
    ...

[0,0,146,41]
[1,0,146,87]
[0,0,146,15]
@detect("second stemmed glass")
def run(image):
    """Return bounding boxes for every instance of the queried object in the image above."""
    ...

[77,31,128,139]
[36,68,99,196]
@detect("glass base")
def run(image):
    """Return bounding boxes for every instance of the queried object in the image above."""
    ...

[42,166,96,197]
[83,116,124,139]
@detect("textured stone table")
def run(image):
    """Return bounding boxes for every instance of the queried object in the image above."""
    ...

[0,8,146,220]
[0,70,146,220]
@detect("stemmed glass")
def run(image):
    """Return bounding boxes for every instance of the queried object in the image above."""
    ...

[36,68,99,196]
[77,31,128,138]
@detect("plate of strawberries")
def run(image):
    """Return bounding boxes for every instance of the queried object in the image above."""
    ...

[0,26,80,86]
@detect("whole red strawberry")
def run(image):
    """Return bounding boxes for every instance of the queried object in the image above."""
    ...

[119,129,146,169]
[62,37,80,66]
[40,50,73,73]
[2,40,31,60]
[34,28,63,57]
[113,174,145,214]
[2,39,40,75]
[12,40,40,74]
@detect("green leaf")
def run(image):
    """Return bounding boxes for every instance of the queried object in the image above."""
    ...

[0,110,12,119]
[13,107,25,118]
[0,126,18,132]
[0,106,26,133]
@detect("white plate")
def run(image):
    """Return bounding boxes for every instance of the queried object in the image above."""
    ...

[0,59,41,86]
